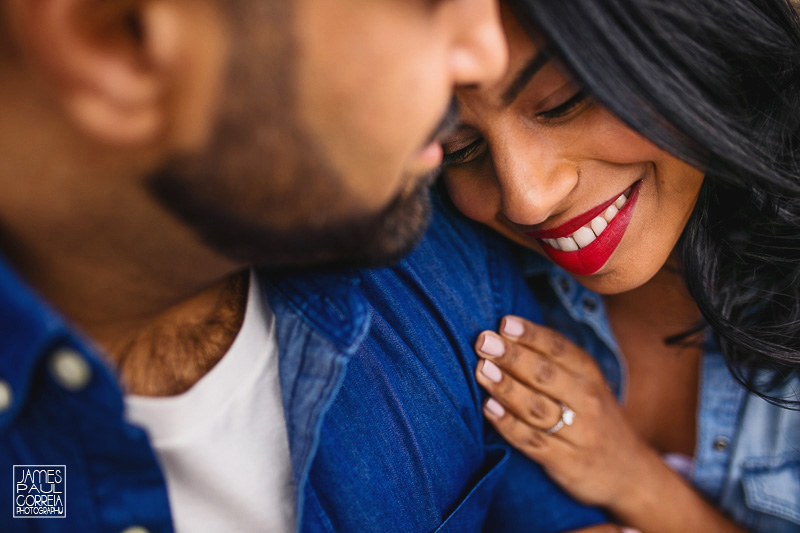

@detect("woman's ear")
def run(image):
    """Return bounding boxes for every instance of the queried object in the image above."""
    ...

[8,0,228,148]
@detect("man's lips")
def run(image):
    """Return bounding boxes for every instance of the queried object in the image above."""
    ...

[416,141,444,167]
[526,186,630,240]
[415,98,458,169]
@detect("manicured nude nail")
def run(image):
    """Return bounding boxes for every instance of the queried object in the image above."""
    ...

[480,334,505,357]
[485,398,505,418]
[481,360,503,383]
[503,317,524,338]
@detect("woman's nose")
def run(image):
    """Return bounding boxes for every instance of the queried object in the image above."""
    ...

[492,150,579,227]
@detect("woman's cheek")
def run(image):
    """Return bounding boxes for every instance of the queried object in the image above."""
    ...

[444,170,501,225]
[588,109,665,164]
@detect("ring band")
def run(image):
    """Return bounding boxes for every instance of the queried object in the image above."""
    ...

[545,403,575,435]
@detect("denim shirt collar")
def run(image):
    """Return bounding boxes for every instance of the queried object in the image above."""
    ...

[263,268,371,352]
[0,254,111,431]
[261,268,372,530]
[521,249,629,401]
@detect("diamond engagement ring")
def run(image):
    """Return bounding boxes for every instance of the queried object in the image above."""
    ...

[544,403,575,435]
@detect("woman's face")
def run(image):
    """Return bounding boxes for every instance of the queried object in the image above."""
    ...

[442,11,705,295]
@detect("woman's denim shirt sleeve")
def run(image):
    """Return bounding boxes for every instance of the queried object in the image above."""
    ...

[521,249,800,533]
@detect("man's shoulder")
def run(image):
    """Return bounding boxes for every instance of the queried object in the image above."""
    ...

[362,194,540,329]
[259,194,537,357]
[301,196,548,531]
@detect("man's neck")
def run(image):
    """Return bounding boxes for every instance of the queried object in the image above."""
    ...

[111,271,249,396]
[0,162,250,396]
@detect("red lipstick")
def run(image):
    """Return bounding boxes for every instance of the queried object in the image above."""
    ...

[526,180,642,276]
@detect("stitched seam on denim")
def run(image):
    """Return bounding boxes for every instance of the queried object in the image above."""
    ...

[433,448,510,532]
[694,352,745,500]
[743,473,800,524]
[546,272,627,403]
[293,339,353,532]
[743,453,800,471]
[299,484,336,533]
[265,277,369,353]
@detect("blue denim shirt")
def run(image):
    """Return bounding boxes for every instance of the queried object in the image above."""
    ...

[266,196,605,532]
[522,252,800,532]
[0,196,605,532]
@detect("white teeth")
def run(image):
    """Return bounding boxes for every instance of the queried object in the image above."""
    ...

[572,227,597,248]
[603,204,619,223]
[590,216,608,236]
[557,236,579,252]
[542,186,634,252]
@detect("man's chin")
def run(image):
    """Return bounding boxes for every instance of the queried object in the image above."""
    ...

[324,181,433,269]
[150,169,433,271]
[257,180,434,270]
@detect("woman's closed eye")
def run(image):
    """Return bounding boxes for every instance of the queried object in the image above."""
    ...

[537,90,588,121]
[442,137,487,167]
[442,89,588,168]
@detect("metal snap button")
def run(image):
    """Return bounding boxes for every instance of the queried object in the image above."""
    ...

[121,527,150,533]
[49,348,92,392]
[0,380,12,413]
[713,436,729,452]
[582,298,598,313]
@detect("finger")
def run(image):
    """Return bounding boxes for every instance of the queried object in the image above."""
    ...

[499,316,603,378]
[476,359,567,433]
[483,397,575,461]
[476,331,578,403]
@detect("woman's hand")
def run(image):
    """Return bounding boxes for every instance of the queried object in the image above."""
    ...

[474,315,746,532]
[474,315,660,508]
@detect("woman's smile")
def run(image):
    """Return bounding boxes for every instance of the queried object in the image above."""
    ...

[526,179,642,276]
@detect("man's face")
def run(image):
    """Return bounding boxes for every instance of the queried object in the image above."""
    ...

[150,0,507,268]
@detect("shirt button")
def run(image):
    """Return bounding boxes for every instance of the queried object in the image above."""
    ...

[558,277,571,293]
[713,436,729,452]
[0,380,12,413]
[49,349,92,392]
[582,298,598,313]
[121,527,149,533]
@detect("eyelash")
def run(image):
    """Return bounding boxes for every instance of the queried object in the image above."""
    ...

[442,91,588,167]
[537,90,587,120]
[442,139,485,167]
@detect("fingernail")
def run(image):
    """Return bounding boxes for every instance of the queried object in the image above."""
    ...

[480,334,505,357]
[503,317,524,338]
[481,360,503,383]
[485,398,505,417]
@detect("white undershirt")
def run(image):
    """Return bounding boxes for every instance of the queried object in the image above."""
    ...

[125,271,295,532]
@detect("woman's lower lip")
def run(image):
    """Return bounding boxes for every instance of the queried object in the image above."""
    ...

[535,180,642,276]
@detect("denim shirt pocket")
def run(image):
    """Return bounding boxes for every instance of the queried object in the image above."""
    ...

[434,447,510,533]
[741,453,800,530]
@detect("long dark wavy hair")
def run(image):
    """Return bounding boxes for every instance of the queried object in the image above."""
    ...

[507,0,800,407]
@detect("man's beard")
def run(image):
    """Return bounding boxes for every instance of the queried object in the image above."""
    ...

[149,165,433,269]
[145,1,436,270]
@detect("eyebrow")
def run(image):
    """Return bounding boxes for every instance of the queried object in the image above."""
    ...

[501,52,550,106]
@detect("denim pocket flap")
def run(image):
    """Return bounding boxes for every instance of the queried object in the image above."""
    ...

[434,447,509,533]
[742,454,800,525]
